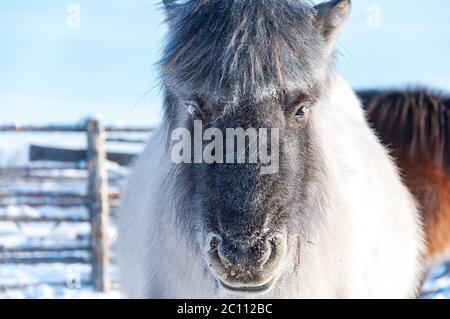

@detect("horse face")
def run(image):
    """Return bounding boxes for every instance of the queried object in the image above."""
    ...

[161,0,351,294]
[193,98,315,292]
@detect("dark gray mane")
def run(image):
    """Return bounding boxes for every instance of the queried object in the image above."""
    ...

[160,0,330,104]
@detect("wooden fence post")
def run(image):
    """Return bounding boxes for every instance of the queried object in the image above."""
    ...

[86,118,110,292]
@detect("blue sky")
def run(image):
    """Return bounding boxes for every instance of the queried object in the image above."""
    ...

[1,0,450,127]
[0,0,166,126]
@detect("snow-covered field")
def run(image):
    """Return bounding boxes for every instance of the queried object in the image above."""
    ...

[422,263,450,299]
[0,164,449,299]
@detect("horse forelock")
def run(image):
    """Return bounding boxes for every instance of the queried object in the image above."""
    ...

[160,0,331,106]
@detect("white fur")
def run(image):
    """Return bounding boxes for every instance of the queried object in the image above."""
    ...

[118,74,425,299]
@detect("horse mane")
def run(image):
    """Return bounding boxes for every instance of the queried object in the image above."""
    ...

[358,89,450,172]
[160,0,324,103]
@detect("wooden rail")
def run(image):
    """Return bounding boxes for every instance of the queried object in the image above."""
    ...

[106,137,147,144]
[0,190,121,200]
[29,145,137,166]
[0,280,93,291]
[0,124,154,133]
[0,246,90,253]
[0,216,89,223]
[0,165,86,173]
[0,124,86,132]
[0,257,90,264]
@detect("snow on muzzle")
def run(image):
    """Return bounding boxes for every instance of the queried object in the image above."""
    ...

[205,232,287,293]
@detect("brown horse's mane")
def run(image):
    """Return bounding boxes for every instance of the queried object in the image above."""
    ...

[358,89,450,173]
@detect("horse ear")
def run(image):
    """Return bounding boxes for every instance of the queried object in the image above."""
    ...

[314,0,351,48]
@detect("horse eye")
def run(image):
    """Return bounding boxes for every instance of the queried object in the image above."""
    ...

[295,104,309,119]
[186,101,202,119]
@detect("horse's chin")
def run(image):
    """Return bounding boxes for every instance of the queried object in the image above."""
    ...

[217,277,277,296]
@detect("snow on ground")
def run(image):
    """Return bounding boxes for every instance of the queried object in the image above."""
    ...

[421,263,450,299]
[0,263,120,299]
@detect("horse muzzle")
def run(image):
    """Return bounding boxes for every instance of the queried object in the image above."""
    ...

[205,232,287,294]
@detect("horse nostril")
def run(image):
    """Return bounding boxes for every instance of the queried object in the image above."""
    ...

[264,236,283,272]
[209,234,221,250]
[207,235,223,257]
[257,238,274,269]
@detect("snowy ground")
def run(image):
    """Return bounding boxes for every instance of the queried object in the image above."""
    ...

[0,164,449,299]
[421,263,450,299]
[0,264,121,299]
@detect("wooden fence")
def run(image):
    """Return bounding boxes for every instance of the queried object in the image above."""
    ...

[0,118,154,292]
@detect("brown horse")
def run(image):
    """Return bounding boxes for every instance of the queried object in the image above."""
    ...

[359,90,450,264]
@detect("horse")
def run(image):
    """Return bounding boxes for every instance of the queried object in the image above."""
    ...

[359,90,450,266]
[118,0,431,298]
